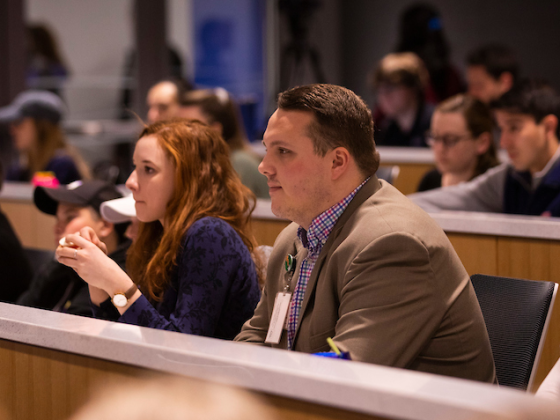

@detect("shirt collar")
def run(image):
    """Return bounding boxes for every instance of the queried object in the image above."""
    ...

[532,145,560,189]
[298,177,370,254]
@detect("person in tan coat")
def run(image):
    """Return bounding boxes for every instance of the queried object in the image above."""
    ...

[235,83,496,383]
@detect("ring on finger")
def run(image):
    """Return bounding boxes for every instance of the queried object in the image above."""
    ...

[73,249,78,259]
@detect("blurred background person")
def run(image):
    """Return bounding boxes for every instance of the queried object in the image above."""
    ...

[101,195,139,242]
[395,2,464,103]
[0,160,33,303]
[409,79,560,217]
[0,90,90,184]
[146,79,192,123]
[69,375,276,420]
[418,94,499,191]
[180,88,269,198]
[370,52,433,147]
[26,23,70,97]
[56,120,261,337]
[466,44,519,104]
[17,180,129,316]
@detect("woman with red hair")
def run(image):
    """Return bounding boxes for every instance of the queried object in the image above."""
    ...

[56,119,261,339]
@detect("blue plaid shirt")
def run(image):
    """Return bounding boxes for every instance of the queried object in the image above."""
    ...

[286,178,369,349]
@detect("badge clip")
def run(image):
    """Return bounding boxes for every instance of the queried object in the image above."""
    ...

[284,254,296,274]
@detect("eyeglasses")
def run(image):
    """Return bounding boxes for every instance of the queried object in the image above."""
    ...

[426,133,472,148]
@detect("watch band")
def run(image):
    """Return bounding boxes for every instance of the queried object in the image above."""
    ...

[123,283,138,299]
[112,283,139,308]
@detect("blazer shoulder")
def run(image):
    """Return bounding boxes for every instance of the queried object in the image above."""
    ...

[339,181,448,248]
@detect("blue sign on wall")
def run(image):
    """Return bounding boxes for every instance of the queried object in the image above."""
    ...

[193,0,266,141]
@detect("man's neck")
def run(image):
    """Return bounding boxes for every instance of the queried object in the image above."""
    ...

[530,138,560,175]
[300,174,368,230]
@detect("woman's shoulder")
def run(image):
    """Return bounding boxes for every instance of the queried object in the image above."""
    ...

[189,216,234,232]
[183,217,241,244]
[181,217,251,259]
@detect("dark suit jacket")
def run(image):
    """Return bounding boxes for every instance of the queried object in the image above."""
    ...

[236,177,496,383]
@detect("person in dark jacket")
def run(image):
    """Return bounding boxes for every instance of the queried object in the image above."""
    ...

[0,161,33,302]
[17,180,130,316]
[410,79,560,217]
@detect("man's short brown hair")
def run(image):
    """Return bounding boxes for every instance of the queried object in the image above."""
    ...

[277,84,380,176]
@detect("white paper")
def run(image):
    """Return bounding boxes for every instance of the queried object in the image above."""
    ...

[265,292,292,344]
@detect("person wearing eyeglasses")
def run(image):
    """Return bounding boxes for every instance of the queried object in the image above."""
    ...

[410,79,560,217]
[417,94,499,192]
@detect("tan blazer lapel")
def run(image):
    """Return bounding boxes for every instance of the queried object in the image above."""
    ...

[289,239,308,293]
[292,176,381,344]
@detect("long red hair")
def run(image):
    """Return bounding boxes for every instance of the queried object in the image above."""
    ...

[127,119,260,301]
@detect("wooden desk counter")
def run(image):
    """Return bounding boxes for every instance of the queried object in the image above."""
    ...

[0,182,55,250]
[1,303,559,420]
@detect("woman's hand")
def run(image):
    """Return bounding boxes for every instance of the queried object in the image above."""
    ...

[56,232,133,299]
[76,226,108,254]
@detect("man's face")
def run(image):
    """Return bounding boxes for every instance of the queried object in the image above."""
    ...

[467,65,508,104]
[54,204,104,245]
[146,82,180,123]
[260,109,334,229]
[495,110,551,174]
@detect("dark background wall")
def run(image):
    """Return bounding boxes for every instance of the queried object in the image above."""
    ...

[301,0,560,108]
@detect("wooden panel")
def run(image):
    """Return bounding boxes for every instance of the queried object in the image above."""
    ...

[496,237,560,282]
[382,163,434,195]
[0,339,386,420]
[447,233,498,276]
[0,200,56,250]
[496,237,560,391]
[251,218,290,246]
[0,339,144,420]
[262,394,387,420]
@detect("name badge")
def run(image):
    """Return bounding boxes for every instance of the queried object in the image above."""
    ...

[265,292,292,344]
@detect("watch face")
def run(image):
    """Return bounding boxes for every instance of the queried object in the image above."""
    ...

[113,294,127,307]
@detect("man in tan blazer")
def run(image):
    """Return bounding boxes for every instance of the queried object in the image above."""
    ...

[235,84,496,383]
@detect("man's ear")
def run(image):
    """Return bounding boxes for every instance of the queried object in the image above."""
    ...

[541,114,558,139]
[475,131,492,155]
[97,220,115,240]
[498,72,514,93]
[331,147,351,181]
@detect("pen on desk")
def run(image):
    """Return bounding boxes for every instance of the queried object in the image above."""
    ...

[327,337,341,356]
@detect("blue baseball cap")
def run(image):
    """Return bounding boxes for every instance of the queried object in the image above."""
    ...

[0,90,65,124]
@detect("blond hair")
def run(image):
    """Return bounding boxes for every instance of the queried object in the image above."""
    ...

[69,375,276,420]
[371,52,429,94]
